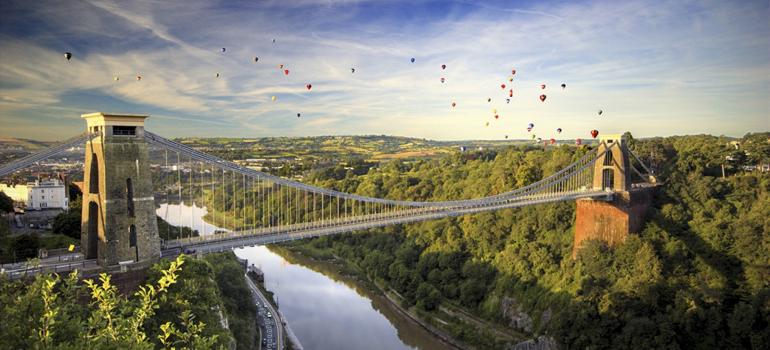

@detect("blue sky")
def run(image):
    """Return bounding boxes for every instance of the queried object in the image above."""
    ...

[0,0,768,141]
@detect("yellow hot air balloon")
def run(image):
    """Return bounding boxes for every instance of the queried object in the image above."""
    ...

[492,108,497,114]
[271,96,276,101]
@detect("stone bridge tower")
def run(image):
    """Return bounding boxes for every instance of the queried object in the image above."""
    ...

[81,113,160,267]
[573,134,654,258]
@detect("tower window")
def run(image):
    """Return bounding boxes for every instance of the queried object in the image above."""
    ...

[603,149,614,166]
[113,126,136,136]
[129,225,137,247]
[126,178,134,217]
[89,153,99,194]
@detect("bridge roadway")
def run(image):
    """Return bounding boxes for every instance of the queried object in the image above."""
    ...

[2,189,611,278]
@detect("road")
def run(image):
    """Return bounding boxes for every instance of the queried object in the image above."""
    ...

[245,273,284,350]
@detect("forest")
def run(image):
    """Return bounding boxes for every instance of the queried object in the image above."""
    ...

[280,132,769,349]
[0,252,256,350]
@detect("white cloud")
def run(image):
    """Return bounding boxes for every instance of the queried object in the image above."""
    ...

[0,0,768,140]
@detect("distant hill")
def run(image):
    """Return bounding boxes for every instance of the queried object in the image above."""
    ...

[0,136,54,151]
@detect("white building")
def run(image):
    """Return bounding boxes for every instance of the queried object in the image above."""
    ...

[0,179,69,210]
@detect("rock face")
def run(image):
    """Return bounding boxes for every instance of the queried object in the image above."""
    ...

[501,297,533,332]
[509,336,559,350]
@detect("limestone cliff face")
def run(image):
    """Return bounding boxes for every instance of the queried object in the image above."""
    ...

[501,296,533,332]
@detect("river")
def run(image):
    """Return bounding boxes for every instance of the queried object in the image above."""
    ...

[158,202,450,350]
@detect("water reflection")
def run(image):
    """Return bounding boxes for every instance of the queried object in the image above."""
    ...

[156,202,223,236]
[235,246,450,350]
[157,201,449,349]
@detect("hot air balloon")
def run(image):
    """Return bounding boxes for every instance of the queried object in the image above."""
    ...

[64,52,72,60]
[114,76,119,81]
[279,64,284,69]
[575,138,582,145]
[271,96,277,101]
[506,98,510,104]
[410,57,415,63]
[487,97,491,102]
[485,122,490,127]
[550,138,556,145]
[440,77,445,83]
[495,114,499,119]
[306,84,312,90]
[254,57,259,62]
[561,83,566,89]
[441,64,446,70]
[539,94,546,102]
[136,76,142,81]
[557,128,562,133]
[216,73,220,78]
[527,127,532,133]
[351,68,355,73]
[509,89,513,97]
[508,77,513,82]
[297,113,301,118]
[501,84,506,89]
[511,69,516,75]
[531,134,536,140]
[590,130,599,138]
[537,138,542,143]
[272,39,276,43]
[451,101,456,108]
[540,84,546,90]
[221,48,226,53]
[492,108,497,114]
[598,109,603,116]
[528,123,534,129]
[284,69,290,75]
[505,135,509,139]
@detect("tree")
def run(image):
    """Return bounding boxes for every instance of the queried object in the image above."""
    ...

[53,198,82,239]
[0,255,221,349]
[0,192,13,213]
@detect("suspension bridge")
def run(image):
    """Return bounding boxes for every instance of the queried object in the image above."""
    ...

[0,113,657,278]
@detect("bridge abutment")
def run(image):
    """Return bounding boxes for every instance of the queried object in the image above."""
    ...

[573,134,655,258]
[80,113,160,267]
[573,188,653,258]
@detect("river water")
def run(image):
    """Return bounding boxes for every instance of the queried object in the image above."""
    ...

[159,202,449,350]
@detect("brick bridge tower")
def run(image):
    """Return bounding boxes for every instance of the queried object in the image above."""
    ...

[573,134,654,258]
[81,113,160,267]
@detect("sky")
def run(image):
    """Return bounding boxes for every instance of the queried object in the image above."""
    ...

[0,0,768,141]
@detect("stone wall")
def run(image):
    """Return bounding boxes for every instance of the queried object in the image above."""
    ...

[573,188,654,258]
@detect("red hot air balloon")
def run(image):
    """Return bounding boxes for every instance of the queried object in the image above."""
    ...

[550,138,556,145]
[306,84,312,90]
[441,64,446,70]
[494,114,499,119]
[284,69,290,75]
[539,94,546,102]
[451,101,456,108]
[540,84,546,90]
[556,128,562,133]
[509,89,513,97]
[136,76,142,81]
[501,84,506,89]
[511,69,516,75]
[590,130,599,138]
[440,77,445,83]
[575,138,582,145]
